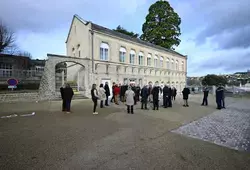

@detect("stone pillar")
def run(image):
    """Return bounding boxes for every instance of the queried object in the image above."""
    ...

[212,85,216,95]
[61,71,64,86]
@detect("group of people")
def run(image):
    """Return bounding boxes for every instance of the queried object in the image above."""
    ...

[60,82,227,115]
[90,81,190,114]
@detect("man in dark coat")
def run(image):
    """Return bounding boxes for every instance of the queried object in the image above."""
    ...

[168,86,172,107]
[110,82,115,103]
[152,84,160,110]
[201,85,209,106]
[163,85,169,108]
[104,82,110,106]
[172,87,177,100]
[63,84,74,113]
[60,85,66,111]
[140,85,149,109]
[135,85,141,102]
[182,87,190,107]
[216,85,223,109]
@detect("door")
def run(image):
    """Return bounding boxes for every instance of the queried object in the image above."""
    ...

[101,79,112,98]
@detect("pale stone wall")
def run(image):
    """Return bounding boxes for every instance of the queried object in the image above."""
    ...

[0,93,39,103]
[65,17,187,94]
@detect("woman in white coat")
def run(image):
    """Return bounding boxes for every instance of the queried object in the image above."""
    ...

[125,86,135,114]
[99,84,106,108]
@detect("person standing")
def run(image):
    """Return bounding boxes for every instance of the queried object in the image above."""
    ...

[172,87,177,100]
[221,85,226,109]
[201,85,209,106]
[216,85,223,109]
[110,82,115,103]
[63,84,74,113]
[60,85,66,111]
[91,84,99,114]
[163,85,169,108]
[125,86,135,114]
[114,84,120,105]
[99,84,106,108]
[182,87,190,107]
[140,85,149,110]
[152,83,160,110]
[168,86,172,107]
[104,82,110,106]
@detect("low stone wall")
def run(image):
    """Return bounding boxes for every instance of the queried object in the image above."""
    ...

[0,92,41,103]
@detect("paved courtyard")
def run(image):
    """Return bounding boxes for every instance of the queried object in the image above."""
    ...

[0,95,250,170]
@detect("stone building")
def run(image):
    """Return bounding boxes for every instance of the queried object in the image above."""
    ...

[44,14,187,98]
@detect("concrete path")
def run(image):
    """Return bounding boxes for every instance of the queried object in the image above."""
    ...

[0,95,250,170]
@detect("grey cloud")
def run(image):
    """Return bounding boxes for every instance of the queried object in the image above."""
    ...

[0,0,141,33]
[195,0,250,49]
[198,51,250,73]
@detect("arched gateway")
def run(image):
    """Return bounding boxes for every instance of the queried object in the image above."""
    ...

[38,54,93,100]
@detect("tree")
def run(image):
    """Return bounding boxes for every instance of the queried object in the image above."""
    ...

[17,51,32,58]
[0,21,15,53]
[114,25,139,38]
[202,74,228,86]
[140,0,181,50]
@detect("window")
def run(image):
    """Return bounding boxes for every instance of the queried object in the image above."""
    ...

[147,54,152,66]
[138,52,144,65]
[130,50,135,64]
[0,63,12,69]
[160,56,163,67]
[77,44,81,57]
[176,60,179,71]
[171,59,174,70]
[181,61,184,71]
[154,55,158,67]
[100,43,109,60]
[2,70,12,77]
[72,47,75,57]
[166,58,170,69]
[119,47,126,63]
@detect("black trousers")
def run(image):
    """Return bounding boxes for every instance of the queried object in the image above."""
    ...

[168,96,172,107]
[110,93,114,102]
[153,99,159,110]
[65,100,71,112]
[105,95,109,106]
[127,105,134,114]
[100,100,104,108]
[216,98,222,109]
[222,98,225,108]
[163,96,168,108]
[141,98,148,109]
[92,98,97,112]
[202,96,208,105]
[62,99,66,111]
[183,99,189,106]
[172,95,176,100]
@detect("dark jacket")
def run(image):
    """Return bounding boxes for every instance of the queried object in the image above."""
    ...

[173,88,177,96]
[203,87,209,97]
[141,87,149,99]
[216,87,223,100]
[182,87,190,99]
[60,87,64,99]
[152,86,160,100]
[168,87,172,97]
[163,86,169,97]
[63,87,74,100]
[104,84,110,96]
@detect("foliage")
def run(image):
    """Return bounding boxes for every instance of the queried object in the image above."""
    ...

[187,79,201,86]
[140,0,181,50]
[113,25,139,38]
[66,81,77,86]
[202,74,228,86]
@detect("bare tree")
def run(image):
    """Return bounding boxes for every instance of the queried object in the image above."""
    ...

[17,51,32,58]
[0,21,15,53]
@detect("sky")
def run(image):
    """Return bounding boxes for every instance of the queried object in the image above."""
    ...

[0,0,250,76]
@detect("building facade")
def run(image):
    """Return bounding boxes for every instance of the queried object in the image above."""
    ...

[0,54,45,90]
[65,15,187,93]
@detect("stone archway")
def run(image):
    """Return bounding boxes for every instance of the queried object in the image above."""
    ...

[38,54,91,100]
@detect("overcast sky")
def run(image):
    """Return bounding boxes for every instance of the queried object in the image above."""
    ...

[0,0,249,76]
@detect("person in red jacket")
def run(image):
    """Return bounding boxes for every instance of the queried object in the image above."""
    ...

[114,84,120,105]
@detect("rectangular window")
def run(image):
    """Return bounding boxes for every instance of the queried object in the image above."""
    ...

[147,58,151,66]
[182,62,184,71]
[130,54,135,64]
[167,61,170,69]
[79,50,81,57]
[160,60,163,67]
[176,63,178,70]
[100,48,109,60]
[119,52,125,62]
[139,55,143,65]
[154,59,158,67]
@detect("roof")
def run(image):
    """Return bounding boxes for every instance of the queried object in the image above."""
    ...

[91,23,186,58]
[66,15,186,58]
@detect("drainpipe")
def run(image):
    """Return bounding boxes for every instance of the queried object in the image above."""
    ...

[90,30,94,73]
[185,55,188,86]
